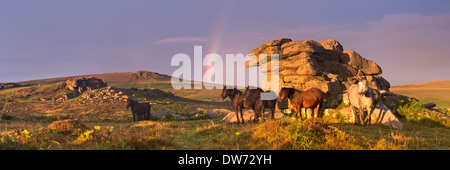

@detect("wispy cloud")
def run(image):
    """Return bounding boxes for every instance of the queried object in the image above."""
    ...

[152,36,207,44]
[282,23,352,35]
[279,13,450,85]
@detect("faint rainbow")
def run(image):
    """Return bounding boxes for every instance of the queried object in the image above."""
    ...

[203,2,230,84]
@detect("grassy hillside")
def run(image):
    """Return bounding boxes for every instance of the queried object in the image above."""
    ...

[19,70,224,103]
[1,72,450,150]
[0,71,232,123]
[391,80,450,108]
[1,117,449,150]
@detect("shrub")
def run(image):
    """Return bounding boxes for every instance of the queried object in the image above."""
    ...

[1,114,16,120]
[251,119,410,150]
[395,99,450,127]
[47,119,91,134]
[251,119,330,150]
[395,99,424,121]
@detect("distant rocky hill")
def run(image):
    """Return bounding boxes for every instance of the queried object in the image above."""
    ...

[246,38,390,107]
[0,71,192,122]
[17,70,171,87]
[0,83,24,90]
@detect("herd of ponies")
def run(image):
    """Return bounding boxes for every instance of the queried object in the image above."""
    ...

[126,76,375,126]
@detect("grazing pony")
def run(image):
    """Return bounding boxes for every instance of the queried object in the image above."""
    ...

[240,86,264,122]
[243,86,278,120]
[347,76,375,125]
[126,99,151,122]
[278,87,324,120]
[221,86,246,123]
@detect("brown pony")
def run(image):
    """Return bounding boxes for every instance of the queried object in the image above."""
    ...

[221,86,246,123]
[243,86,278,120]
[278,87,324,120]
[126,98,151,122]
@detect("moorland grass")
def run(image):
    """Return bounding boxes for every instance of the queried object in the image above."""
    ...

[1,77,449,150]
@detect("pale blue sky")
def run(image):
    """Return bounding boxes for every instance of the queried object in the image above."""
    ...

[1,0,450,85]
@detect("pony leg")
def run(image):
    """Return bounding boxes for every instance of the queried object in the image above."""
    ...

[240,108,245,123]
[292,108,298,119]
[366,107,374,125]
[235,108,240,124]
[313,107,317,119]
[318,100,323,118]
[310,108,315,119]
[358,108,365,126]
[271,107,275,120]
[252,107,258,123]
[259,106,265,122]
[132,112,136,122]
[303,107,308,120]
[315,103,322,118]
[351,106,358,125]
[299,107,304,120]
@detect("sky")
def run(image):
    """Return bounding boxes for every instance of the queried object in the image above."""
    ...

[1,0,450,86]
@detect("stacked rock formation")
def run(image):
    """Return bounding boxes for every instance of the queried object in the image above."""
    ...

[66,77,107,94]
[246,38,390,107]
[0,83,25,90]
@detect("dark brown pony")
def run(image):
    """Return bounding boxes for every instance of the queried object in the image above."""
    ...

[243,86,278,120]
[126,98,151,122]
[278,87,324,120]
[221,86,246,123]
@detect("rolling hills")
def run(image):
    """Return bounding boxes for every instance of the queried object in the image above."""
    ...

[18,70,224,103]
[0,70,231,123]
[391,80,450,108]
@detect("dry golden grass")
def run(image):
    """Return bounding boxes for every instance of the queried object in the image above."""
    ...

[47,119,91,134]
[1,73,450,150]
[391,80,450,108]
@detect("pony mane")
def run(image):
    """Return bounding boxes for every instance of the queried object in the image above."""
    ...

[231,88,242,96]
[287,88,299,98]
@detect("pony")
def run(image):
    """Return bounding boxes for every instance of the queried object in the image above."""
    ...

[243,86,278,120]
[221,86,246,123]
[278,87,324,120]
[239,86,264,122]
[126,98,151,122]
[347,76,375,125]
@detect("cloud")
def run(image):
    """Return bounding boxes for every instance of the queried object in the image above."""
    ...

[345,14,450,85]
[345,13,450,56]
[280,13,450,85]
[152,36,207,44]
[282,23,352,35]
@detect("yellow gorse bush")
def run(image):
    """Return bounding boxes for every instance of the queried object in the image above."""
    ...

[73,130,94,145]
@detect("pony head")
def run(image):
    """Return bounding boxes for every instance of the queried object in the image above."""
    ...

[126,98,134,109]
[220,86,233,100]
[243,86,262,100]
[357,76,369,95]
[278,87,290,100]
